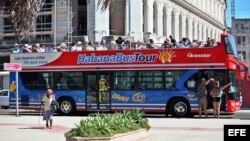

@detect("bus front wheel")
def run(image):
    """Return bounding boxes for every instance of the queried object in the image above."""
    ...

[169,99,190,117]
[58,98,75,115]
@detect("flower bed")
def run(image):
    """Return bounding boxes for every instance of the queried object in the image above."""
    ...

[66,129,148,141]
[65,110,150,141]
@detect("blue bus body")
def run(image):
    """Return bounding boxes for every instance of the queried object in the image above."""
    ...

[9,69,200,117]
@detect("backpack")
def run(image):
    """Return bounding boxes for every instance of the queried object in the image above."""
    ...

[51,96,59,113]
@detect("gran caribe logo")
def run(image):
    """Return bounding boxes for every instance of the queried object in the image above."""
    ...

[77,51,176,64]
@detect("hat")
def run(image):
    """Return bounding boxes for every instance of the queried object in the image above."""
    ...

[47,89,53,94]
[77,41,82,45]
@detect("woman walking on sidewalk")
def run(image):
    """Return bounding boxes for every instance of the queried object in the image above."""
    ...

[41,88,54,129]
[210,81,232,118]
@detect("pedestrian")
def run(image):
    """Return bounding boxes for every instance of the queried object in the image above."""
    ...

[41,88,55,129]
[197,78,214,117]
[210,81,232,118]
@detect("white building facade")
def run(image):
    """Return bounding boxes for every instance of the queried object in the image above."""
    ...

[0,0,226,47]
[88,0,227,42]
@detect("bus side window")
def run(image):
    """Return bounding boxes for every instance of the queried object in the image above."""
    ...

[184,72,199,91]
[187,80,196,88]
[33,78,46,90]
[139,83,146,89]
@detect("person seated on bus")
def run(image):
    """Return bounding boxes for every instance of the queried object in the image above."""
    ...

[82,41,94,51]
[23,44,32,53]
[71,41,83,51]
[181,38,191,48]
[210,39,217,46]
[136,40,146,50]
[109,41,117,50]
[177,41,185,48]
[57,42,67,52]
[146,39,157,49]
[161,39,173,49]
[116,37,125,49]
[169,35,177,47]
[190,39,199,48]
[95,41,108,50]
[122,40,132,50]
[204,38,213,47]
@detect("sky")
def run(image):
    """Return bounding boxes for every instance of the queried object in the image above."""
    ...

[226,0,250,27]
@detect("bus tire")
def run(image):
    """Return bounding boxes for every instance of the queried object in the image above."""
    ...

[169,99,190,117]
[58,98,75,115]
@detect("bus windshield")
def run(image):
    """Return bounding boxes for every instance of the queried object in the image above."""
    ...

[228,70,239,100]
[224,35,238,57]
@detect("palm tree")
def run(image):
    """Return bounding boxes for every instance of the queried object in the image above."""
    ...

[97,0,113,11]
[6,0,44,43]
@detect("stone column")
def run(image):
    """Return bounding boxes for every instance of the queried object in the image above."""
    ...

[202,25,207,41]
[198,22,202,41]
[193,19,198,40]
[125,0,130,35]
[166,5,173,37]
[207,26,211,38]
[155,3,164,36]
[88,0,109,41]
[187,16,193,40]
[144,0,154,33]
[130,0,143,41]
[210,0,215,17]
[180,13,187,39]
[172,9,180,41]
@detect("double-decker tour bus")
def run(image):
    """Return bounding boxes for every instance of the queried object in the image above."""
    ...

[8,33,244,117]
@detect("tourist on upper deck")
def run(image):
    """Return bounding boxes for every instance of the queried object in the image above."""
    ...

[101,39,108,49]
[204,38,213,47]
[96,40,108,50]
[71,41,82,51]
[190,39,200,48]
[136,40,146,49]
[83,41,94,51]
[184,38,191,47]
[146,39,157,49]
[23,44,32,53]
[116,36,124,49]
[122,40,132,50]
[161,39,173,49]
[109,41,117,50]
[58,42,67,52]
[169,35,176,47]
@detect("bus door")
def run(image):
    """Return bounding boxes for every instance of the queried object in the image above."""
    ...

[86,73,111,111]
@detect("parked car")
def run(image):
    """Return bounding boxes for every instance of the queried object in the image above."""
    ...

[0,89,9,109]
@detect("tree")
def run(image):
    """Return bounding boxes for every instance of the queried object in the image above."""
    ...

[97,0,113,11]
[6,0,44,43]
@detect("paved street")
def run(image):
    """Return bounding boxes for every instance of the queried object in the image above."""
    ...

[0,108,250,141]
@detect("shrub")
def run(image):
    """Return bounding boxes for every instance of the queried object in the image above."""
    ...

[64,109,150,138]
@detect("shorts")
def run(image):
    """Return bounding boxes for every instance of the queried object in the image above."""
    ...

[199,96,207,110]
[212,97,221,102]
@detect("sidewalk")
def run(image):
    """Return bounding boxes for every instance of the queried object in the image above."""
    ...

[0,110,250,141]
